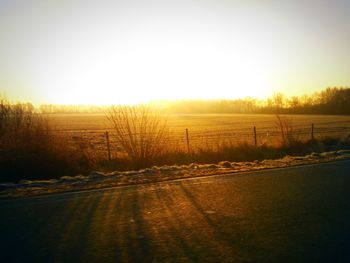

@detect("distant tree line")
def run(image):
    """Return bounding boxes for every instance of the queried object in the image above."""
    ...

[158,87,350,115]
[38,104,107,114]
[259,87,350,115]
[37,87,350,115]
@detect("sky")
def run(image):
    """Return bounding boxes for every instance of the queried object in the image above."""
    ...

[0,0,350,105]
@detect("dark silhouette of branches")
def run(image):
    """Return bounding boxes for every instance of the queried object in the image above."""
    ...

[158,87,350,115]
[106,105,169,169]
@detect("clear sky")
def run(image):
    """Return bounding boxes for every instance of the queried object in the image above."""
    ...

[1,0,349,105]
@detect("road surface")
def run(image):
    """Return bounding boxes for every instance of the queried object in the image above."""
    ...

[1,160,350,262]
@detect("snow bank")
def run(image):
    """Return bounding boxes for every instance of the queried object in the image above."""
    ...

[1,150,350,198]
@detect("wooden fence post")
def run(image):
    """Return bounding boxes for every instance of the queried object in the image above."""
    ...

[105,131,111,161]
[253,126,257,147]
[311,123,314,141]
[185,128,190,154]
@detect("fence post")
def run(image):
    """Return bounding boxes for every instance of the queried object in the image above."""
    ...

[253,126,257,147]
[185,128,190,154]
[311,123,314,141]
[105,131,111,161]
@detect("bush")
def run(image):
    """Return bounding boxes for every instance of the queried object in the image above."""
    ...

[274,115,298,146]
[106,105,169,169]
[0,98,90,182]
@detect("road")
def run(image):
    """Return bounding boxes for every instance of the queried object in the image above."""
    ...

[1,160,350,263]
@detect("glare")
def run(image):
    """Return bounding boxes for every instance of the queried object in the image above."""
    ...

[36,24,274,105]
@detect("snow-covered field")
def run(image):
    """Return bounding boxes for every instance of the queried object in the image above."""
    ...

[1,150,350,198]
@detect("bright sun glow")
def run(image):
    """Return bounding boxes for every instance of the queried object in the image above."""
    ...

[39,36,273,105]
[34,18,275,105]
[1,1,350,105]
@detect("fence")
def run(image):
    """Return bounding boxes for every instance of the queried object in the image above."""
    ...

[54,121,350,159]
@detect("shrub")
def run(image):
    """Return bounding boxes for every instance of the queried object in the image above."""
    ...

[106,105,169,169]
[0,98,90,182]
[274,114,298,146]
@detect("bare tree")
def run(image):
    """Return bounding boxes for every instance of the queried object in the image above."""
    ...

[273,93,285,110]
[106,105,169,169]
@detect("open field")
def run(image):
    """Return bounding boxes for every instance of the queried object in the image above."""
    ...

[49,113,350,132]
[2,110,350,182]
[49,113,350,153]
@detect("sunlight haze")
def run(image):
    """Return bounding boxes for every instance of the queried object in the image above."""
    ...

[1,0,350,105]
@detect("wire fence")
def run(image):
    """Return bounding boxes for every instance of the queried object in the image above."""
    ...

[53,121,350,159]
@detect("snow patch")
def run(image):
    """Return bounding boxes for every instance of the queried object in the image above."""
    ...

[199,164,219,169]
[218,161,232,168]
[189,163,200,169]
[60,175,87,181]
[88,171,105,179]
[1,150,350,198]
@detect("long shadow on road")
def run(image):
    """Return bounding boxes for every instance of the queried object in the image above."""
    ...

[1,161,350,263]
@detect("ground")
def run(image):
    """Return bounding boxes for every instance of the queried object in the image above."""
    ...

[1,150,350,198]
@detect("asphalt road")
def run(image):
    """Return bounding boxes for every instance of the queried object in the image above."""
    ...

[1,160,350,263]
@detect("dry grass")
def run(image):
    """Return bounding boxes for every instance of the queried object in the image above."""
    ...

[48,112,350,130]
[49,113,350,145]
[48,112,350,169]
[274,114,299,146]
[0,99,100,182]
[1,105,350,182]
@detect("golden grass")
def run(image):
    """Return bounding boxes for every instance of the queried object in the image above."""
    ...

[49,113,350,151]
[2,94,349,183]
[49,113,350,131]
